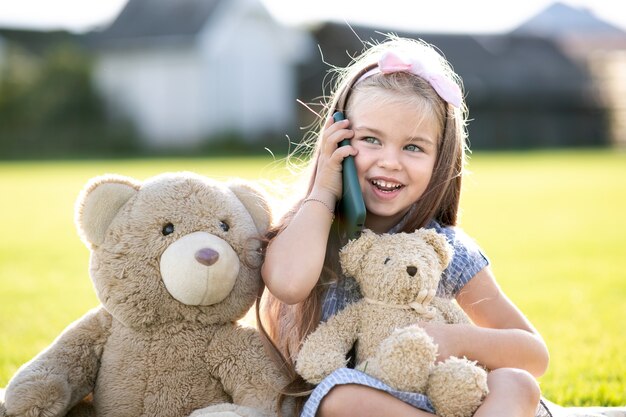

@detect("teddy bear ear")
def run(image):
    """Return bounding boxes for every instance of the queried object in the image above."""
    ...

[228,180,272,235]
[339,229,377,277]
[418,229,453,270]
[75,174,140,247]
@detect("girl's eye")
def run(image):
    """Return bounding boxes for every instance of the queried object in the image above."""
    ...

[404,144,422,153]
[363,137,380,145]
[219,221,230,232]
[162,223,175,236]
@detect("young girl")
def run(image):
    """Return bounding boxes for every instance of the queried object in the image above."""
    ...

[260,35,551,417]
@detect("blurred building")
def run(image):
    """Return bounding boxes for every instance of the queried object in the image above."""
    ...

[0,35,5,79]
[300,3,626,149]
[91,0,313,150]
[513,1,626,148]
[0,35,4,62]
[304,25,608,149]
[1,1,625,152]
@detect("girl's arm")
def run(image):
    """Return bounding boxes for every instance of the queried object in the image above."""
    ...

[423,266,549,377]
[262,117,355,304]
[262,189,336,304]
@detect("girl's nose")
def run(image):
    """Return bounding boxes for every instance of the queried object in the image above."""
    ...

[377,148,402,170]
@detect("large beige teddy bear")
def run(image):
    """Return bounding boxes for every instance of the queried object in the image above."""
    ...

[296,229,489,417]
[1,172,288,417]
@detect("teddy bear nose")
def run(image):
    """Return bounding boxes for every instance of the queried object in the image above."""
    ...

[406,266,417,277]
[195,248,219,266]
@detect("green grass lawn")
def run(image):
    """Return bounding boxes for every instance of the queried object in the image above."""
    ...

[1,150,624,406]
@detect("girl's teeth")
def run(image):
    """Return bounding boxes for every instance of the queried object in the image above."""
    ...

[372,180,402,191]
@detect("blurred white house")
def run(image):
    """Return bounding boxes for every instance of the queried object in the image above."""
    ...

[92,0,313,150]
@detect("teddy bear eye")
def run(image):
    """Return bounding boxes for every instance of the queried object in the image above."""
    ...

[384,257,391,265]
[219,220,230,232]
[162,223,175,236]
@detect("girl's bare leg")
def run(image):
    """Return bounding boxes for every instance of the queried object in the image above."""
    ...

[318,384,435,417]
[474,368,541,417]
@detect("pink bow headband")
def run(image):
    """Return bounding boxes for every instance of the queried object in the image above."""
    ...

[357,49,462,108]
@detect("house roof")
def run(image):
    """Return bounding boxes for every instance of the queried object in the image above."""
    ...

[96,0,222,40]
[307,23,595,105]
[512,1,625,37]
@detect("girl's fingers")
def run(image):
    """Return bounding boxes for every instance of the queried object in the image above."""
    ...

[322,118,353,155]
[333,142,358,160]
[314,115,357,196]
[323,114,335,129]
[314,123,358,198]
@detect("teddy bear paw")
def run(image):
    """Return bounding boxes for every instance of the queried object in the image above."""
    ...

[296,340,348,385]
[4,374,72,417]
[362,325,437,392]
[427,357,488,417]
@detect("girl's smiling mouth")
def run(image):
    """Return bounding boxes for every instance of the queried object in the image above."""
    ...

[370,178,405,193]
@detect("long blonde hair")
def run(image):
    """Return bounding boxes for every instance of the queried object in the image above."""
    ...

[258,35,469,410]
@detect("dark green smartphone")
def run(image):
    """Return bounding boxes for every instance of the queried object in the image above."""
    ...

[333,111,366,239]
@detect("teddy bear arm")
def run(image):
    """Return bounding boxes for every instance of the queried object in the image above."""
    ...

[5,307,111,417]
[207,327,287,416]
[295,305,361,384]
[430,297,471,324]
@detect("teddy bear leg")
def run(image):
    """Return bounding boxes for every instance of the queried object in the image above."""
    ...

[426,357,488,417]
[361,325,437,392]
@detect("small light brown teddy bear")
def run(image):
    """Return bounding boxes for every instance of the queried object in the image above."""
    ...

[1,172,288,417]
[296,228,489,417]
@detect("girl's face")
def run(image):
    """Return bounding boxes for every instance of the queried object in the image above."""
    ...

[348,89,441,233]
